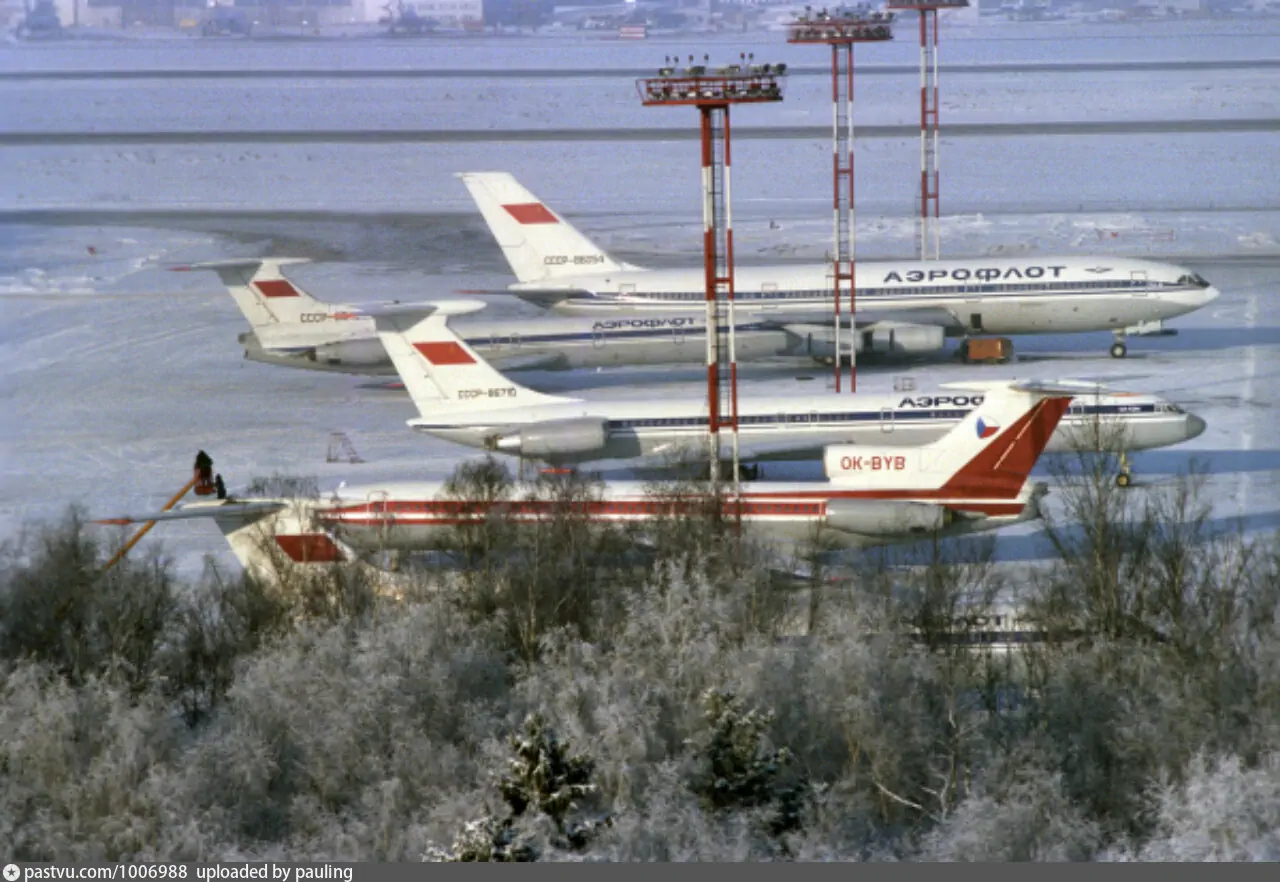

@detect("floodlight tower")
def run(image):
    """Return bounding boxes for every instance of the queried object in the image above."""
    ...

[637,56,786,494]
[787,7,894,394]
[887,0,969,261]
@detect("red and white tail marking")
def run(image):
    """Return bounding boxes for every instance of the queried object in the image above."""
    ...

[372,309,574,415]
[412,341,475,366]
[824,384,1074,499]
[173,258,345,329]
[274,533,345,563]
[458,172,625,284]
[91,499,362,587]
[253,278,303,299]
[502,203,559,225]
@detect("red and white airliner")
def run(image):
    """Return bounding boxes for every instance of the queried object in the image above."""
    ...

[94,380,1074,588]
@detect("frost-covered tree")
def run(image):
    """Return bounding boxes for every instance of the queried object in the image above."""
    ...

[688,689,806,843]
[1104,753,1280,862]
[427,713,609,861]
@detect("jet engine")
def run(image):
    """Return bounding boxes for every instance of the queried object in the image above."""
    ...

[309,338,390,368]
[862,323,946,354]
[491,418,609,458]
[823,499,952,537]
[785,321,946,360]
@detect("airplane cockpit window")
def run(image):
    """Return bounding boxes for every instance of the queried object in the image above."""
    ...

[1179,273,1211,288]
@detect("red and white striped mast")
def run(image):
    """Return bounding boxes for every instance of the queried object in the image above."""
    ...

[637,56,786,494]
[887,0,969,260]
[787,7,894,394]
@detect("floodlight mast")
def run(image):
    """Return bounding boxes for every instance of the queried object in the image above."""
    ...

[637,57,786,499]
[887,0,969,261]
[787,7,894,394]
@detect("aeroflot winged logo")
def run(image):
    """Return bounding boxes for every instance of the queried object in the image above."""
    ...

[976,417,1001,439]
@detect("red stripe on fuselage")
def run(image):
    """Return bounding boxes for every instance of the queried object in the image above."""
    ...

[317,497,1026,526]
[413,341,475,365]
[503,203,559,225]
[254,280,301,298]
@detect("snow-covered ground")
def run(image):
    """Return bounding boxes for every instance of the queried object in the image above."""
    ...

[3,68,1275,134]
[1,22,1277,579]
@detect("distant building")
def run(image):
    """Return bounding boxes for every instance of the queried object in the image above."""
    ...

[83,0,365,28]
[409,0,482,27]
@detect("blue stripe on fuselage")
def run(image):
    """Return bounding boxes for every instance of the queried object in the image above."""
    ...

[555,281,1199,306]
[410,403,1158,431]
[461,322,773,347]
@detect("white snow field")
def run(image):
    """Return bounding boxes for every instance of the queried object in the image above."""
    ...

[0,20,1277,579]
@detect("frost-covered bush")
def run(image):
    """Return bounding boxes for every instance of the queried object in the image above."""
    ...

[2,459,1278,861]
[183,596,512,858]
[1103,753,1280,862]
[0,509,176,693]
[916,760,1102,861]
[0,663,187,861]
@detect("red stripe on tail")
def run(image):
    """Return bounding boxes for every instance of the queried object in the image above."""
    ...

[941,397,1073,499]
[254,280,301,298]
[413,341,475,365]
[275,534,344,563]
[503,203,558,225]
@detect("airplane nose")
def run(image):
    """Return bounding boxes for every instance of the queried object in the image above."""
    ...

[1202,286,1222,305]
[1186,414,1207,440]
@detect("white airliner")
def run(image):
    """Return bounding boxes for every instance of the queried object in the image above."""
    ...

[178,258,877,376]
[93,381,1079,587]
[459,172,1221,360]
[365,300,1204,484]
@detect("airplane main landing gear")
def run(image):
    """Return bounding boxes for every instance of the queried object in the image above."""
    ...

[1115,450,1133,488]
[1110,340,1128,359]
[715,461,762,482]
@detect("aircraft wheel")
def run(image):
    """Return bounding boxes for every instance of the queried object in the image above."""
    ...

[1115,471,1132,489]
[1110,341,1128,359]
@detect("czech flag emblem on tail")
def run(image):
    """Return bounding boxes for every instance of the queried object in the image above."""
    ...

[976,417,1001,439]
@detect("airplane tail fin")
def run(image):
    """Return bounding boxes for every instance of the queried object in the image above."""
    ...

[359,302,578,415]
[92,498,380,590]
[825,381,1075,498]
[172,258,327,328]
[457,172,630,283]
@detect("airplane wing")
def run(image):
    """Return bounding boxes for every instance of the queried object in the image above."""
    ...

[851,307,966,330]
[938,379,1116,395]
[348,300,489,320]
[453,288,584,309]
[490,352,568,372]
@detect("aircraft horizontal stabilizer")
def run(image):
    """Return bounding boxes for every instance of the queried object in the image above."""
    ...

[349,299,489,321]
[93,500,286,526]
[169,258,312,273]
